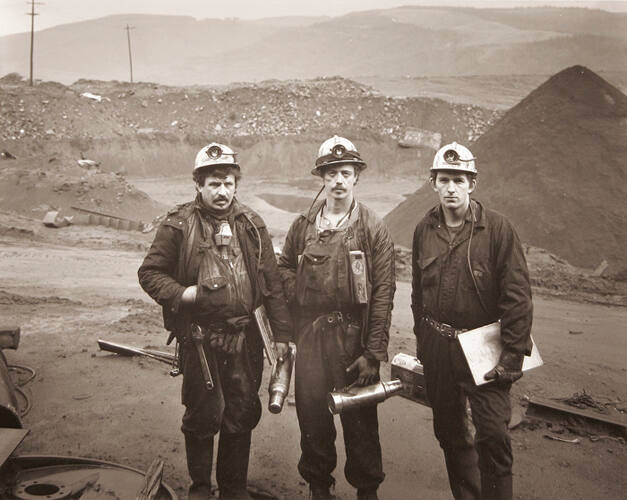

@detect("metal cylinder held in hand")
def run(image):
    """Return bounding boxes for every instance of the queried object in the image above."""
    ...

[268,347,294,414]
[327,379,404,414]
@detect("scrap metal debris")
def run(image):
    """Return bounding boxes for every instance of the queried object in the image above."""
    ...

[563,390,610,414]
[544,434,581,444]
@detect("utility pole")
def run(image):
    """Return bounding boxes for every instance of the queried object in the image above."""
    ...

[26,0,44,86]
[124,24,135,83]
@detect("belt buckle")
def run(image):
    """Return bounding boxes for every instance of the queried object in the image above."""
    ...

[440,322,457,339]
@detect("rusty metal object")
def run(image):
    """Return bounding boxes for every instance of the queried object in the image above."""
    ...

[527,396,627,438]
[0,327,20,350]
[97,339,174,365]
[0,351,22,429]
[1,455,177,500]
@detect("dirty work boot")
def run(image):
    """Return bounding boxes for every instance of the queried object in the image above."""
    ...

[481,473,513,500]
[217,431,253,499]
[185,434,214,500]
[357,488,379,500]
[309,484,335,500]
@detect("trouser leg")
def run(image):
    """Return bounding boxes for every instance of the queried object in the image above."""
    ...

[217,430,252,498]
[341,403,384,494]
[422,329,481,500]
[295,320,337,489]
[467,382,513,500]
[185,433,214,499]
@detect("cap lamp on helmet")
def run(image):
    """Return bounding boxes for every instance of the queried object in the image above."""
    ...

[431,142,477,175]
[312,136,366,176]
[194,142,239,172]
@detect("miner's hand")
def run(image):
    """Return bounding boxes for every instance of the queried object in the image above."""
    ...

[181,285,198,304]
[484,350,524,385]
[346,356,380,387]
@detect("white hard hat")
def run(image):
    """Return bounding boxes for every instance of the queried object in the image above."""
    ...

[432,142,477,175]
[312,136,366,176]
[194,143,239,171]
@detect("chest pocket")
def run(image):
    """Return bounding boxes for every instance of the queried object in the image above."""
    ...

[418,255,438,288]
[295,230,352,310]
[195,225,253,319]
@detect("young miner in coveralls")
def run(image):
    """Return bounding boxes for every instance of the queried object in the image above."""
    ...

[412,142,533,500]
[278,136,396,500]
[138,143,291,499]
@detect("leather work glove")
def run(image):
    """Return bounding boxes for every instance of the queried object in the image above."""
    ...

[346,356,380,387]
[223,331,246,355]
[208,327,227,352]
[275,341,290,363]
[484,349,524,385]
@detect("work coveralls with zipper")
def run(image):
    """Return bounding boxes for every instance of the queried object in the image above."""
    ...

[411,199,533,500]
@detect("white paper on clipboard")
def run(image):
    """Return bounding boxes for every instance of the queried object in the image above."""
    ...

[457,322,543,386]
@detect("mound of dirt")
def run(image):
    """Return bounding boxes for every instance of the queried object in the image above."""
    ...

[0,155,167,222]
[385,66,627,274]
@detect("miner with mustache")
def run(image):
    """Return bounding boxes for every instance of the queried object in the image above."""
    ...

[138,143,291,500]
[278,136,396,500]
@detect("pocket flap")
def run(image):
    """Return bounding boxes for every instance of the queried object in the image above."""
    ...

[201,275,228,291]
[418,255,437,270]
[303,253,330,265]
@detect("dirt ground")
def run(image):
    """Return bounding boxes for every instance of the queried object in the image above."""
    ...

[0,177,625,500]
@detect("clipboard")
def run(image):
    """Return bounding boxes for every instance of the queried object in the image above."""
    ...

[457,321,543,386]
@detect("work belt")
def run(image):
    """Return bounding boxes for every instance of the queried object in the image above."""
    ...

[423,315,467,340]
[309,310,361,331]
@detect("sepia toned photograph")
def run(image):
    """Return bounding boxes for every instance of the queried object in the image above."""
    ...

[0,1,625,498]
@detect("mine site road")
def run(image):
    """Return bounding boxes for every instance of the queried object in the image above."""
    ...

[1,237,625,499]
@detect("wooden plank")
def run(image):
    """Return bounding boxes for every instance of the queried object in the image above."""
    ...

[527,396,627,437]
[0,428,29,467]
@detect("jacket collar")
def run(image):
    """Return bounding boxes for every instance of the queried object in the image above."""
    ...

[426,198,486,229]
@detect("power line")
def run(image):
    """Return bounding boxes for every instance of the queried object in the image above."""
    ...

[124,24,135,83]
[25,0,44,86]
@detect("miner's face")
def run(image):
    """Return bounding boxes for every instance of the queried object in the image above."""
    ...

[196,174,236,212]
[322,164,358,202]
[431,170,476,211]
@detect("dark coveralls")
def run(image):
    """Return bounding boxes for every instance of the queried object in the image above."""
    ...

[138,197,292,495]
[411,199,533,500]
[278,200,395,493]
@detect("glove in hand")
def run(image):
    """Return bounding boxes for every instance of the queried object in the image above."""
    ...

[484,349,524,385]
[346,356,380,387]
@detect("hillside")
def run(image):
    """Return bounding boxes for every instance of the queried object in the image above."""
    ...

[0,75,499,181]
[385,65,627,274]
[1,7,626,85]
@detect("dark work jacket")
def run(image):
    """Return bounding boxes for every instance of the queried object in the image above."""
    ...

[411,199,533,356]
[278,200,396,361]
[138,198,292,344]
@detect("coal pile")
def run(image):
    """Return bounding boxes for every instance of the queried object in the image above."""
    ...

[385,65,627,274]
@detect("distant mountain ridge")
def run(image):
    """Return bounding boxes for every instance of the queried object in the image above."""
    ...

[1,7,626,85]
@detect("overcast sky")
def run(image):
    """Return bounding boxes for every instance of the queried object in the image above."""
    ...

[1,0,626,37]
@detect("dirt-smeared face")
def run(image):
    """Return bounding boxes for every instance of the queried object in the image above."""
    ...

[322,164,358,202]
[431,171,475,212]
[196,173,236,212]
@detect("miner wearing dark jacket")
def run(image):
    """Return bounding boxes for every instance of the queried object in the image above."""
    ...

[278,136,395,500]
[138,143,292,500]
[412,142,533,500]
